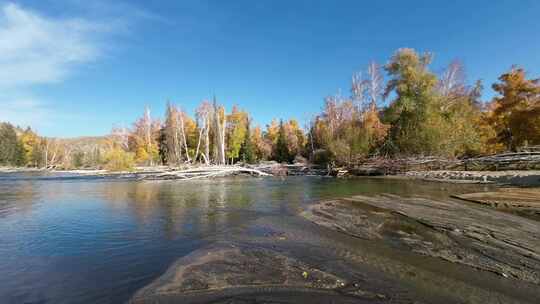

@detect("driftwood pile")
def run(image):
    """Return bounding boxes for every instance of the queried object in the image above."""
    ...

[517,145,540,153]
[139,166,271,180]
[67,163,328,180]
[250,162,328,176]
[347,152,540,176]
[463,152,540,171]
[348,157,462,176]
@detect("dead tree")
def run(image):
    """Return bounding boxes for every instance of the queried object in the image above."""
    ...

[438,60,467,111]
[212,97,226,165]
[365,61,384,111]
[195,101,212,164]
[178,108,191,163]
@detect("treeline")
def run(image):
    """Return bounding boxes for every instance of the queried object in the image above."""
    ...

[309,48,539,165]
[0,123,43,167]
[104,101,307,170]
[0,123,104,169]
[1,48,539,170]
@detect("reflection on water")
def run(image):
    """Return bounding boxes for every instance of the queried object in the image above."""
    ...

[0,175,496,304]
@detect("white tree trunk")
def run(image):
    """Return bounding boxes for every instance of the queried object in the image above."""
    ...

[178,111,191,163]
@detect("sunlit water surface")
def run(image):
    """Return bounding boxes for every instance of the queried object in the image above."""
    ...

[0,173,496,304]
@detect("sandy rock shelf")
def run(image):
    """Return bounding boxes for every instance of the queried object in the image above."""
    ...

[452,188,540,210]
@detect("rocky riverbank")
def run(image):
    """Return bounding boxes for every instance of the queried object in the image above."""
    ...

[302,194,540,285]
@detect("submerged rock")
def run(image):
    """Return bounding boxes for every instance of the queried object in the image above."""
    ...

[130,243,381,304]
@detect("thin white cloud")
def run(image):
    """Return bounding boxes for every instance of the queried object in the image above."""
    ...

[0,1,158,136]
[0,2,110,87]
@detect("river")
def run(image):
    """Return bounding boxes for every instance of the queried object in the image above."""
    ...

[1,173,536,303]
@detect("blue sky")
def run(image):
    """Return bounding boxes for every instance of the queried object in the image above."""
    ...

[1,0,539,137]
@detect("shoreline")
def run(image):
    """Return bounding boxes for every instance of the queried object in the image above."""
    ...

[2,165,540,186]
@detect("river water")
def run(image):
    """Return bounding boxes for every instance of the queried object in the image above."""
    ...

[0,173,516,303]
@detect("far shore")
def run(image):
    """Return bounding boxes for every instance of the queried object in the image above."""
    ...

[2,163,540,186]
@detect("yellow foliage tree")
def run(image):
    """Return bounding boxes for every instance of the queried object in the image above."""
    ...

[104,147,135,171]
[19,128,41,167]
[490,67,540,150]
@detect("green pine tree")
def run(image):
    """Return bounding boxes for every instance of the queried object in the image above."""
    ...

[0,122,25,166]
[274,120,291,163]
[239,118,256,164]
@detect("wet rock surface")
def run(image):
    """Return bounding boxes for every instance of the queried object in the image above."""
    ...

[303,194,540,285]
[130,243,394,304]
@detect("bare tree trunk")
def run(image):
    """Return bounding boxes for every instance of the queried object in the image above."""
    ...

[174,127,181,164]
[221,112,227,165]
[194,126,204,163]
[204,120,210,165]
[212,98,226,165]
[178,110,191,163]
[367,61,383,110]
[44,141,48,169]
[196,101,212,165]
[201,152,209,165]
[144,107,153,166]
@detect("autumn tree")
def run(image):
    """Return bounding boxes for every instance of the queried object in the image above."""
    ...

[432,61,498,157]
[252,125,271,161]
[41,138,66,168]
[309,62,388,165]
[104,146,135,171]
[162,102,197,165]
[383,48,444,155]
[163,102,182,165]
[19,127,42,167]
[489,67,540,150]
[226,106,248,164]
[356,61,389,155]
[264,119,279,146]
[130,107,161,166]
